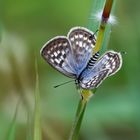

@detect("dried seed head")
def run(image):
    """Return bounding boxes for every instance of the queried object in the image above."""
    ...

[91,10,117,25]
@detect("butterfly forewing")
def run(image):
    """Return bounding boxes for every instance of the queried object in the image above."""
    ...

[41,27,97,78]
[41,36,76,78]
[79,51,122,89]
[68,27,96,75]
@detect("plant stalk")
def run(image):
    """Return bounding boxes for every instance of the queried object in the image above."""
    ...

[69,90,93,140]
[94,0,114,53]
[69,0,115,140]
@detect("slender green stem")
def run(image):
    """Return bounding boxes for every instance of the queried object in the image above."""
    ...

[69,0,115,140]
[69,97,87,140]
[94,0,114,53]
[69,90,93,140]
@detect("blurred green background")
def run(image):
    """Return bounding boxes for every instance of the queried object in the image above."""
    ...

[0,0,140,140]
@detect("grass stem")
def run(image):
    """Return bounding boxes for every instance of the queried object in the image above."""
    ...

[69,90,93,140]
[69,0,115,139]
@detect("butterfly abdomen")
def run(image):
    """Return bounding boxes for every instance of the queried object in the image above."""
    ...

[87,52,100,68]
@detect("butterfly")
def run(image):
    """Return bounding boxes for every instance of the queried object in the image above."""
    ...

[40,27,122,89]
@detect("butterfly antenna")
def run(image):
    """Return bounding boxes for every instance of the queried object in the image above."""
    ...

[93,29,99,36]
[54,80,75,88]
[89,29,99,40]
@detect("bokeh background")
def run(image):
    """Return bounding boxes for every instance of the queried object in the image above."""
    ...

[0,0,140,140]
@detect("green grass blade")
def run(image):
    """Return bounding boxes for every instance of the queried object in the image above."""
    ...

[88,0,105,31]
[69,99,87,140]
[6,118,16,140]
[88,0,117,53]
[0,22,2,42]
[6,101,19,140]
[26,111,33,140]
[101,0,116,53]
[33,58,42,140]
[69,1,117,139]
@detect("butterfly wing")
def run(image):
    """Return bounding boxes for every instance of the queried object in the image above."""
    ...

[67,27,96,76]
[79,50,122,89]
[40,36,77,78]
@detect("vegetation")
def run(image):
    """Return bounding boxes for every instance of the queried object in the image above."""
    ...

[0,0,140,140]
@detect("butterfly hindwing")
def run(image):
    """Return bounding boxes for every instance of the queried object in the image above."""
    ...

[79,51,122,89]
[79,69,110,89]
[104,51,122,76]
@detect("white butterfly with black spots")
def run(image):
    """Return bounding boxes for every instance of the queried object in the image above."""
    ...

[40,27,122,89]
